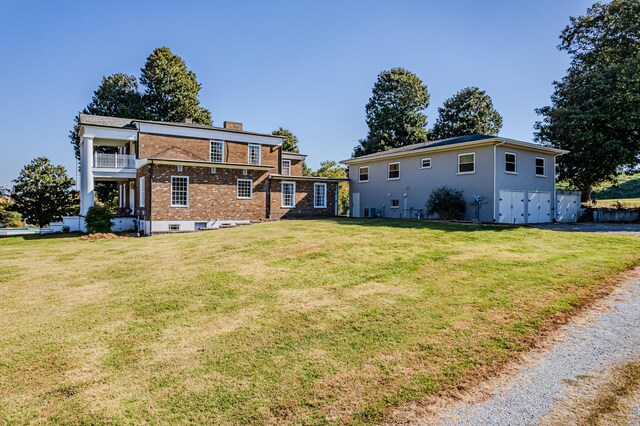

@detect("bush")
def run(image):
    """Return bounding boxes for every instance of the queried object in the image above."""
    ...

[426,186,466,220]
[0,210,24,228]
[85,205,113,233]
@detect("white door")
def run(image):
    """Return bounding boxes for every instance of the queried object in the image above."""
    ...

[527,191,552,223]
[557,194,580,222]
[498,190,525,224]
[129,182,135,212]
[352,193,360,218]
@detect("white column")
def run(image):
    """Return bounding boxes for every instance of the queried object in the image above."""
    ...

[80,136,94,215]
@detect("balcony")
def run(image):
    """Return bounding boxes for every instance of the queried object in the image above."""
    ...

[92,153,137,180]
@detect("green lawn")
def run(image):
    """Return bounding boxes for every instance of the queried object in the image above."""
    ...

[592,172,640,200]
[1,219,640,424]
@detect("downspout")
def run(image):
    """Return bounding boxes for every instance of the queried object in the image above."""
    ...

[492,140,506,222]
[148,162,153,235]
[334,183,338,216]
[552,154,560,222]
[266,177,271,219]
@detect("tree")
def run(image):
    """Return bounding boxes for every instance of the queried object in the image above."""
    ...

[535,0,640,200]
[0,196,23,228]
[272,127,312,176]
[430,87,503,140]
[140,47,212,125]
[353,68,430,156]
[11,157,76,227]
[312,161,349,215]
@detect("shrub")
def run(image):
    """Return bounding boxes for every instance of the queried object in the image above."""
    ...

[0,211,24,228]
[425,186,466,220]
[85,205,113,233]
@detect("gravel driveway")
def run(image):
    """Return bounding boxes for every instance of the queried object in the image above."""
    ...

[436,268,640,425]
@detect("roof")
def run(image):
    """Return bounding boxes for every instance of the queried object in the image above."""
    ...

[341,134,567,164]
[78,114,282,139]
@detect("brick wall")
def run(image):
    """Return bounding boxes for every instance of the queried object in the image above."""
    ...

[145,164,269,222]
[270,180,337,219]
[139,133,210,161]
[225,141,279,167]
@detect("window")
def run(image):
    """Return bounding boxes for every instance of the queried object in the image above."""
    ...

[387,162,400,180]
[314,183,327,208]
[505,152,517,173]
[168,224,180,231]
[177,165,183,172]
[237,179,252,199]
[536,157,546,176]
[211,167,216,174]
[359,166,369,182]
[281,181,296,208]
[248,144,261,165]
[458,153,475,174]
[282,159,291,176]
[171,176,189,207]
[139,176,145,208]
[391,199,400,209]
[421,158,432,169]
[210,140,224,163]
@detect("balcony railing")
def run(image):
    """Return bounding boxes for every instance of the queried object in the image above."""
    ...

[94,153,135,169]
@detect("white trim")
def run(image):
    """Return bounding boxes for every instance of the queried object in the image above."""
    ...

[210,140,225,163]
[139,176,145,208]
[248,144,261,165]
[170,175,189,207]
[282,152,307,160]
[358,166,369,183]
[80,125,137,141]
[281,159,291,176]
[420,158,432,169]
[136,122,282,146]
[505,151,518,174]
[237,178,253,199]
[535,157,546,177]
[314,182,327,208]
[281,181,296,208]
[457,152,475,175]
[387,162,400,180]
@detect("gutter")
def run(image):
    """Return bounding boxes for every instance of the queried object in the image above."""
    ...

[493,140,506,222]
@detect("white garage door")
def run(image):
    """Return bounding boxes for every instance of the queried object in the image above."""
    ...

[527,191,552,223]
[557,194,580,222]
[498,190,525,224]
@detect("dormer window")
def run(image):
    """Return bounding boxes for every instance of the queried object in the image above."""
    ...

[282,159,291,176]
[248,145,261,165]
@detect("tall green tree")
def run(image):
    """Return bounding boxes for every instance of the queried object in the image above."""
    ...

[430,87,503,140]
[312,160,349,215]
[535,0,640,200]
[11,157,76,227]
[353,68,430,157]
[272,127,312,175]
[140,47,212,125]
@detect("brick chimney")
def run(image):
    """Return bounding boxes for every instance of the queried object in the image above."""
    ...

[183,118,193,124]
[224,121,243,131]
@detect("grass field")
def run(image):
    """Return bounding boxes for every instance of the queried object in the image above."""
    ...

[1,219,640,424]
[592,172,640,200]
[592,198,640,208]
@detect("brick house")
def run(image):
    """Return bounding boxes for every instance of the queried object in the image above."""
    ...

[66,115,345,234]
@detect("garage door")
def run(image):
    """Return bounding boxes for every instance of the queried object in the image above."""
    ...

[557,194,580,222]
[527,191,552,223]
[498,190,525,224]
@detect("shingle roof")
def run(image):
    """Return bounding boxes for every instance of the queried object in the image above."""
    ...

[350,134,496,161]
[78,114,137,129]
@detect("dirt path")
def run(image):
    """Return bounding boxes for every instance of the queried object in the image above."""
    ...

[400,268,640,425]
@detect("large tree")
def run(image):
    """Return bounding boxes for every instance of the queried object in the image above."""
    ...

[535,0,640,200]
[353,68,430,157]
[11,157,76,227]
[272,127,312,175]
[140,47,212,125]
[429,87,503,140]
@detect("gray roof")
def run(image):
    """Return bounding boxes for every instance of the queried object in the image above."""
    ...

[79,114,136,129]
[350,134,496,161]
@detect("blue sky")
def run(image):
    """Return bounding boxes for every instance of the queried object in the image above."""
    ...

[0,0,594,188]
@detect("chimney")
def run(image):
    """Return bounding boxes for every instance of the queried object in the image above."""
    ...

[183,118,193,124]
[224,121,243,131]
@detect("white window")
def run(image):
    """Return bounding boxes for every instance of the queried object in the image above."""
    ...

[171,176,189,207]
[237,179,253,199]
[168,224,180,231]
[505,152,517,174]
[282,159,291,176]
[248,144,261,165]
[421,158,432,169]
[536,157,546,176]
[281,181,296,208]
[139,176,145,208]
[177,165,183,172]
[391,199,400,209]
[387,162,400,180]
[314,183,327,208]
[210,140,224,163]
[458,153,475,174]
[359,166,369,182]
